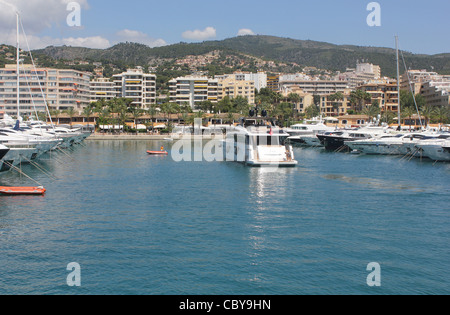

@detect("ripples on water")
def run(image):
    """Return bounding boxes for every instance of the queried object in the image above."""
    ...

[0,141,449,295]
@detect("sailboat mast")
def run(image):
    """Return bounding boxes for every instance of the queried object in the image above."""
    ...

[16,12,20,118]
[395,36,401,129]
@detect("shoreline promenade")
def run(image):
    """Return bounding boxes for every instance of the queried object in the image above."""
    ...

[85,133,224,141]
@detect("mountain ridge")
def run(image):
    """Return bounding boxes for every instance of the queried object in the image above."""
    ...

[6,35,450,77]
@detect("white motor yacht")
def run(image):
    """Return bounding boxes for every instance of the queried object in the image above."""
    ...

[285,120,336,147]
[222,118,297,167]
[0,141,38,173]
[0,127,61,157]
[318,126,388,151]
[414,137,450,161]
[345,133,444,156]
[285,122,335,137]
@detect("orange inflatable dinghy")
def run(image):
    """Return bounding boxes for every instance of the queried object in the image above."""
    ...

[147,150,168,155]
[0,186,46,196]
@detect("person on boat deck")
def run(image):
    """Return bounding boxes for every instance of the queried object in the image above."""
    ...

[161,146,164,151]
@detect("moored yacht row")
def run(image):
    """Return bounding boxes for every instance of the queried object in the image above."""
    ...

[0,118,91,175]
[285,122,450,162]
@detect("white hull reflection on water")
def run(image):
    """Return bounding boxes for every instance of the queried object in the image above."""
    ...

[0,141,449,295]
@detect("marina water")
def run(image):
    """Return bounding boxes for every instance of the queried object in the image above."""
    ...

[0,140,449,294]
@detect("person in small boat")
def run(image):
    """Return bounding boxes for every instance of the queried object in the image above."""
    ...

[161,146,165,152]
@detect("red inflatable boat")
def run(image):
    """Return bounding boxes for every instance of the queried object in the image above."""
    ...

[147,150,168,155]
[0,186,47,196]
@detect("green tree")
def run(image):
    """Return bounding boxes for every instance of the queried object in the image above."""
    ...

[50,109,61,125]
[232,96,249,114]
[273,102,294,126]
[287,92,301,106]
[433,106,449,124]
[64,107,76,128]
[217,96,233,113]
[329,92,344,116]
[147,103,157,133]
[400,90,425,110]
[382,110,397,125]
[362,102,381,124]
[402,106,416,130]
[198,100,214,113]
[97,107,111,128]
[350,90,371,113]
[83,105,94,130]
[129,106,144,133]
[420,105,434,126]
[305,104,320,119]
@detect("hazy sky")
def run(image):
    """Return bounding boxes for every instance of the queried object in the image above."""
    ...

[0,0,448,54]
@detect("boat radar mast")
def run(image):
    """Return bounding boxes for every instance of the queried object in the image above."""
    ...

[395,35,401,131]
[16,12,20,119]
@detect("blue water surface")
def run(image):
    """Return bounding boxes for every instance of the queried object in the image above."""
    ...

[0,140,449,295]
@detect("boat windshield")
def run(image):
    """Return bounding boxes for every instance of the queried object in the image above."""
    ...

[252,136,281,146]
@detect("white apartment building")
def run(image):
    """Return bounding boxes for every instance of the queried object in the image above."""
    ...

[399,69,450,107]
[168,76,219,109]
[420,81,450,107]
[335,62,381,89]
[356,62,381,79]
[113,68,156,108]
[401,69,445,94]
[216,71,267,92]
[90,78,119,103]
[279,73,311,82]
[279,80,350,95]
[0,64,91,117]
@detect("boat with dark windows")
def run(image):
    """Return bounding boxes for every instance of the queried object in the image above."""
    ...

[317,126,388,152]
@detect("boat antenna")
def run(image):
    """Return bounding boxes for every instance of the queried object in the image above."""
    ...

[399,48,424,129]
[395,36,401,130]
[19,15,56,131]
[16,12,20,119]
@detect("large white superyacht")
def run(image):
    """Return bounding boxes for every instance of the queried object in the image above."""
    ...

[223,117,297,167]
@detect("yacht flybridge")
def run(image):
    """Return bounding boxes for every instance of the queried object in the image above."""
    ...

[223,118,297,167]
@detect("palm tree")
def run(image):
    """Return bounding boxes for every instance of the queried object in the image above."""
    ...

[329,92,344,116]
[382,110,397,126]
[350,90,371,113]
[117,105,128,132]
[83,105,94,131]
[420,105,434,127]
[433,106,449,125]
[97,107,111,130]
[402,106,416,130]
[50,109,61,125]
[37,111,48,123]
[362,103,381,124]
[232,96,249,115]
[305,104,320,119]
[287,93,301,114]
[226,112,235,126]
[64,107,76,128]
[273,92,282,105]
[129,106,144,133]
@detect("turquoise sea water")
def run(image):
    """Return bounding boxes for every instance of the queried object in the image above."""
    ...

[0,140,449,295]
